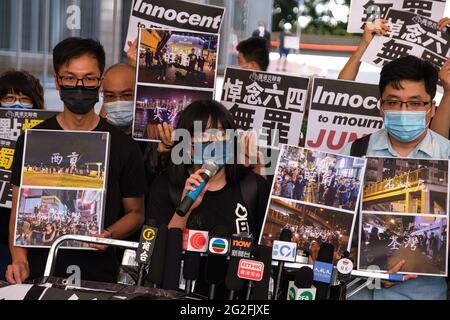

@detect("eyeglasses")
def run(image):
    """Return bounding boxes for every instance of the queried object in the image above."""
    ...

[1,95,33,106]
[381,100,432,110]
[57,75,102,89]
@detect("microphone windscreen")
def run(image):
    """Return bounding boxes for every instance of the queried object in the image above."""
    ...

[252,245,272,300]
[317,243,334,263]
[203,160,219,176]
[205,225,229,285]
[295,266,314,288]
[183,252,202,281]
[205,255,228,285]
[279,229,292,242]
[147,218,157,227]
[147,224,168,286]
[162,228,183,290]
[225,257,244,292]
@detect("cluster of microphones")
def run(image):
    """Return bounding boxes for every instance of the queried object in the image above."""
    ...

[124,224,405,301]
[124,161,404,300]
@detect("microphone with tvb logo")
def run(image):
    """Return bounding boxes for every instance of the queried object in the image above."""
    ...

[135,224,158,286]
[287,266,316,301]
[272,229,297,300]
[182,228,209,295]
[205,225,230,300]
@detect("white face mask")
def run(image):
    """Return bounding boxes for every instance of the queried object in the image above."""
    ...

[258,26,265,34]
[103,100,134,127]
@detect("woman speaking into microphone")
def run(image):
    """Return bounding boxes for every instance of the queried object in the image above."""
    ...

[147,100,270,298]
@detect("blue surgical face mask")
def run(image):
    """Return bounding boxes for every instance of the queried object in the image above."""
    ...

[103,100,134,127]
[384,110,430,142]
[192,140,233,166]
[1,102,33,109]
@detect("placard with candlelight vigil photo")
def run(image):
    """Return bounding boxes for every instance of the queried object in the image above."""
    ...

[14,130,110,249]
[358,157,449,276]
[259,144,367,257]
[132,27,219,142]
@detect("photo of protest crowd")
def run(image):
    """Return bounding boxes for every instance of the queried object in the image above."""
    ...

[21,130,108,189]
[359,213,448,276]
[138,28,218,89]
[363,158,449,215]
[272,145,365,212]
[260,198,355,256]
[133,86,212,141]
[15,188,102,248]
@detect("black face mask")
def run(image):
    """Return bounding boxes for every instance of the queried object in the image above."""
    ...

[60,86,99,115]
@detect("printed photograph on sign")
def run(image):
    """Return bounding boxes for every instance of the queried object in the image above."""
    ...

[347,0,446,34]
[362,157,449,215]
[14,188,103,249]
[137,28,219,89]
[132,85,213,142]
[305,78,383,153]
[21,130,109,189]
[358,212,448,276]
[260,198,355,256]
[272,145,366,213]
[221,68,309,147]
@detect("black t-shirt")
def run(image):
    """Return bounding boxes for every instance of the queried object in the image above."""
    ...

[149,171,270,238]
[9,116,147,283]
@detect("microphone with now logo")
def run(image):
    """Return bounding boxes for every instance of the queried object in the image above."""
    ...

[182,228,209,295]
[225,233,253,300]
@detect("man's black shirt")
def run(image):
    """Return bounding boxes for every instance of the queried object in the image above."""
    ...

[9,116,147,283]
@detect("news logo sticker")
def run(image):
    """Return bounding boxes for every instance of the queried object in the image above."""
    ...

[237,259,264,281]
[143,228,156,241]
[136,226,158,265]
[313,261,333,284]
[230,235,253,258]
[336,258,353,275]
[183,229,209,253]
[272,240,297,262]
[208,237,230,255]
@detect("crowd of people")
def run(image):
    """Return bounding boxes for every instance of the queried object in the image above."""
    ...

[15,212,98,247]
[273,164,360,210]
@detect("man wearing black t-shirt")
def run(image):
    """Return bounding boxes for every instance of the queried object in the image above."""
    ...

[5,38,147,284]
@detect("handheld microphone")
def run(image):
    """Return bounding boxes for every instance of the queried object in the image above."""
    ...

[205,226,230,300]
[146,224,168,288]
[176,160,220,217]
[312,243,335,300]
[272,229,296,300]
[287,266,316,300]
[251,245,272,300]
[135,225,158,286]
[162,228,183,290]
